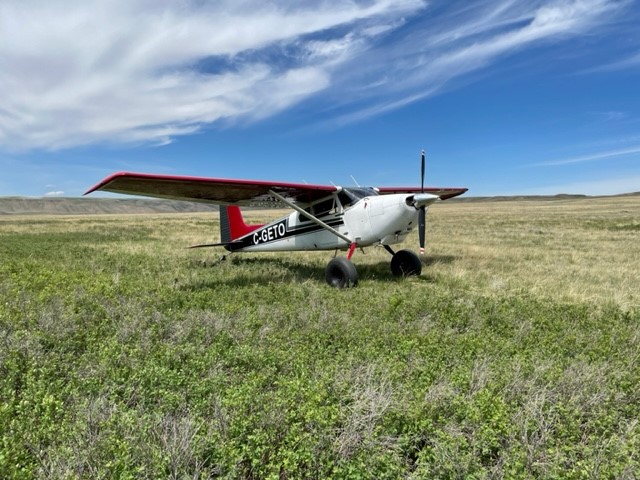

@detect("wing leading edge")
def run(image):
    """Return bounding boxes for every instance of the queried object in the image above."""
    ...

[84,172,338,206]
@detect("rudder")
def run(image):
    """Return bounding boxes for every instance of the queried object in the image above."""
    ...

[219,206,263,242]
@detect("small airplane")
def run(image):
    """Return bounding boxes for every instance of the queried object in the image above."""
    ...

[86,151,467,288]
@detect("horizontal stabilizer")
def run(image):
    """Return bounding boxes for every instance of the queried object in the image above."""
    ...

[189,242,231,249]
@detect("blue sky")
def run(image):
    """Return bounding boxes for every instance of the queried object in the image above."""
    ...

[1,0,639,197]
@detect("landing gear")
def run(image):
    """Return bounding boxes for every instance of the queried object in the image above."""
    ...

[325,257,358,288]
[389,248,422,277]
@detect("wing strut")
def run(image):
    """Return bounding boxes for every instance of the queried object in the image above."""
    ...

[267,189,353,245]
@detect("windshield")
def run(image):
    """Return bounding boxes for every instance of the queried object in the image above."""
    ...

[344,187,378,199]
[338,187,378,208]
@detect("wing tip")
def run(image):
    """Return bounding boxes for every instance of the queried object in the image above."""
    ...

[83,171,138,196]
[439,187,469,200]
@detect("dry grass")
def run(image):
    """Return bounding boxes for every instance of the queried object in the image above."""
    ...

[237,198,640,309]
[236,195,637,310]
[3,197,637,309]
[421,196,640,309]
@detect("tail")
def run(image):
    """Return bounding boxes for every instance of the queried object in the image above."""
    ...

[219,206,263,243]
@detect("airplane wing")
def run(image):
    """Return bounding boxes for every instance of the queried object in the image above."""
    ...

[85,171,468,205]
[84,172,338,206]
[377,187,468,200]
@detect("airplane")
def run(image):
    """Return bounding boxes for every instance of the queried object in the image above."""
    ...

[85,151,467,288]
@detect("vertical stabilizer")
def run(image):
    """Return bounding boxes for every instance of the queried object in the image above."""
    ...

[219,206,263,242]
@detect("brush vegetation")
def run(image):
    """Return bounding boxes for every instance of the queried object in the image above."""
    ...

[1,196,639,478]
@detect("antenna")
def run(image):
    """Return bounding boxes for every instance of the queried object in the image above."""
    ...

[350,175,361,187]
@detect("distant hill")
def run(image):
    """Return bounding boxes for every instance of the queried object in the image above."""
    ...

[0,197,218,215]
[450,192,640,202]
[0,192,638,215]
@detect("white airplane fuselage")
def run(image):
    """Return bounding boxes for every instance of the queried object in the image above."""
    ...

[229,192,432,253]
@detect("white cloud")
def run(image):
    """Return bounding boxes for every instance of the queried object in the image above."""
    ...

[328,0,625,122]
[583,50,640,72]
[531,145,640,166]
[0,0,424,150]
[44,190,65,196]
[592,111,627,121]
[0,0,628,150]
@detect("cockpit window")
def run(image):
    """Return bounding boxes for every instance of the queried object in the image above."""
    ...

[299,187,379,221]
[338,187,379,208]
[312,197,335,216]
[298,196,336,222]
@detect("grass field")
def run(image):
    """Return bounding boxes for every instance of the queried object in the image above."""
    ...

[1,196,639,478]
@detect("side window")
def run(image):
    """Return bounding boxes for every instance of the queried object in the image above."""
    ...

[298,207,312,223]
[313,198,335,216]
[298,197,336,222]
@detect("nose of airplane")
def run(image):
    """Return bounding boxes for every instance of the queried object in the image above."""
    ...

[407,193,440,209]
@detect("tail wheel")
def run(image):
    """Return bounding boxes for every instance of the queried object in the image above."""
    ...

[390,249,422,277]
[325,257,358,288]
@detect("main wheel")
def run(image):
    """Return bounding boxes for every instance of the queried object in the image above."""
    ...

[390,249,422,277]
[325,257,358,288]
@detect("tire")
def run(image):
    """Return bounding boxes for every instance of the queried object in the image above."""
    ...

[325,257,358,288]
[390,249,422,277]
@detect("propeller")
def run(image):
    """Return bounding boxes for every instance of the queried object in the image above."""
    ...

[418,149,426,255]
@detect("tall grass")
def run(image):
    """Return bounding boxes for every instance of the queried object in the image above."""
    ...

[1,196,638,478]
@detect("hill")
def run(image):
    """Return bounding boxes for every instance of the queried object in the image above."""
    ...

[0,197,218,215]
[451,191,640,202]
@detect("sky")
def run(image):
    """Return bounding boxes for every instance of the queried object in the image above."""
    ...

[1,0,639,197]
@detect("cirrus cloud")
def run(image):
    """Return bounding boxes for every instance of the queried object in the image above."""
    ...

[0,0,629,151]
[0,0,424,150]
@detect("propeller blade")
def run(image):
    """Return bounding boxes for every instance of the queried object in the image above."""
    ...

[419,149,426,254]
[420,149,425,194]
[419,207,426,255]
